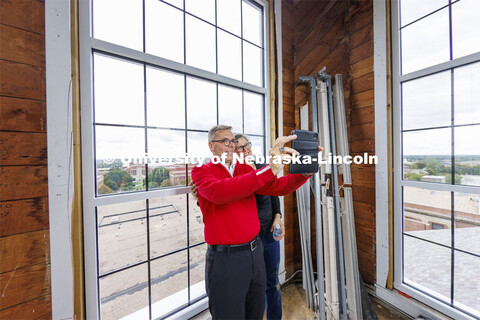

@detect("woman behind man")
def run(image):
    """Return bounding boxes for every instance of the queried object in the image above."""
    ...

[235,133,284,320]
[190,133,284,320]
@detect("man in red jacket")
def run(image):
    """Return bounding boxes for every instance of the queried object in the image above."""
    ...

[191,124,314,319]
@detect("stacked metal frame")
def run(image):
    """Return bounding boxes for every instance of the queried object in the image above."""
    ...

[296,70,362,320]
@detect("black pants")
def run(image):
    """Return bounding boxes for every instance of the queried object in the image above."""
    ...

[205,241,267,319]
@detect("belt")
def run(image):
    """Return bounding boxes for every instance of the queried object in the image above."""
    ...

[208,235,260,253]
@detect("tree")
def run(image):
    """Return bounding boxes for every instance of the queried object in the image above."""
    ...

[411,162,427,169]
[104,170,133,191]
[160,179,173,187]
[146,167,170,186]
[98,184,113,194]
[405,172,424,181]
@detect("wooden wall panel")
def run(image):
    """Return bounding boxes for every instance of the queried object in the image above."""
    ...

[0,229,50,273]
[283,0,376,284]
[0,97,46,132]
[0,263,51,310]
[0,132,48,165]
[0,24,45,67]
[0,295,51,320]
[0,197,49,237]
[0,0,45,35]
[0,61,45,100]
[0,0,51,316]
[0,166,48,201]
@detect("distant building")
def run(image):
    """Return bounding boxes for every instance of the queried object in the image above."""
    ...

[124,163,152,181]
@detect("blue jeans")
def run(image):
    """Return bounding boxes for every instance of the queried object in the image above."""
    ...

[262,232,282,320]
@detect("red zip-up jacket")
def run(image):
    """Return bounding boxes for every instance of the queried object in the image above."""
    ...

[191,161,309,245]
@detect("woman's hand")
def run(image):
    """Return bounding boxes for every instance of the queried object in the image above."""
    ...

[270,213,285,240]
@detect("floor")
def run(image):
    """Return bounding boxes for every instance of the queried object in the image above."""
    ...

[190,283,410,320]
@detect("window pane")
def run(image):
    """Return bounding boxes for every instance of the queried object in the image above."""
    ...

[242,0,262,47]
[151,251,188,319]
[454,125,480,186]
[400,0,448,27]
[186,77,217,130]
[186,16,216,73]
[217,0,241,36]
[452,0,480,59]
[218,30,242,80]
[149,195,187,258]
[402,71,451,130]
[243,91,263,135]
[100,264,149,320]
[401,8,449,74]
[185,0,215,24]
[454,62,480,126]
[243,41,263,86]
[97,201,147,275]
[250,135,265,157]
[218,85,242,133]
[403,186,451,246]
[189,244,207,301]
[147,129,186,188]
[454,192,480,256]
[94,54,144,126]
[93,0,143,51]
[146,67,185,129]
[453,251,480,316]
[95,126,146,195]
[404,236,451,303]
[187,131,211,163]
[189,194,205,246]
[403,128,451,183]
[145,0,184,63]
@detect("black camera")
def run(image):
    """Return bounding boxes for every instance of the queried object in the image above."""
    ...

[288,130,319,174]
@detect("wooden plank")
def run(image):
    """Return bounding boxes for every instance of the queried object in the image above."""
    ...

[294,3,346,67]
[283,110,295,127]
[283,125,295,136]
[0,197,49,237]
[0,60,45,100]
[0,96,46,132]
[350,123,374,141]
[0,24,45,67]
[351,72,374,95]
[351,89,374,110]
[350,139,375,154]
[357,247,376,284]
[351,164,376,188]
[351,105,374,126]
[348,1,373,34]
[0,132,47,166]
[294,0,338,42]
[350,24,373,49]
[352,186,375,205]
[0,229,50,273]
[350,56,374,79]
[0,294,51,319]
[0,0,45,35]
[0,263,51,310]
[295,42,348,80]
[349,40,373,66]
[0,166,48,201]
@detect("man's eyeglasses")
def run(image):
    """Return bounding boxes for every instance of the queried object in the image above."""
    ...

[235,142,252,152]
[210,138,239,147]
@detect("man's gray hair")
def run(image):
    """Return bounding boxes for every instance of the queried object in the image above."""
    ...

[208,124,232,141]
[234,133,250,143]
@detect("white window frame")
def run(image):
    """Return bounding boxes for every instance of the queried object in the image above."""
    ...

[390,1,480,319]
[78,0,271,318]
